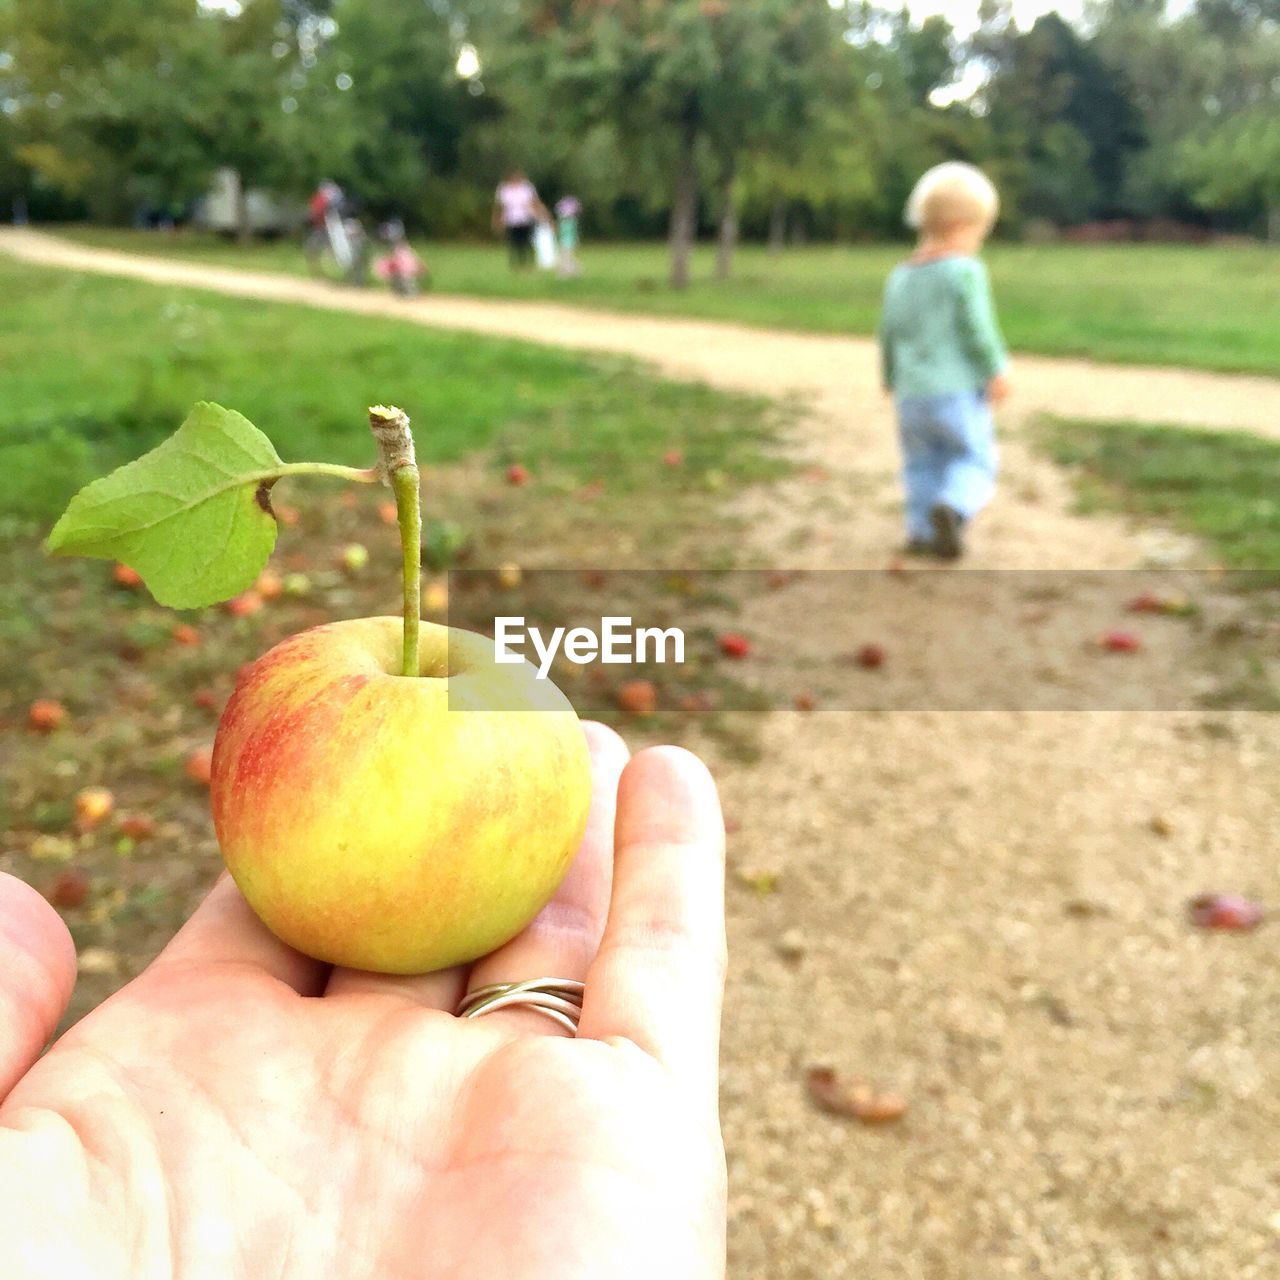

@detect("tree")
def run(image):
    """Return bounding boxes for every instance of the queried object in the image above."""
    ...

[1178,109,1280,238]
[521,0,838,288]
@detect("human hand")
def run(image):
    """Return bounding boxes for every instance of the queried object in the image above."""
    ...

[0,724,727,1280]
[986,373,1011,404]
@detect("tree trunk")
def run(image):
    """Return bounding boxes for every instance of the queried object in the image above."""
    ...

[767,197,786,256]
[714,160,738,282]
[234,171,252,245]
[668,124,698,290]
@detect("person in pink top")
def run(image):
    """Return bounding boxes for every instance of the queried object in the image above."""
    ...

[492,168,550,270]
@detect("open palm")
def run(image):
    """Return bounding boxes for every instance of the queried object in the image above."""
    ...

[0,725,727,1279]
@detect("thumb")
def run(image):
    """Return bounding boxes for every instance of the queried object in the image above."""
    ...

[0,873,77,1101]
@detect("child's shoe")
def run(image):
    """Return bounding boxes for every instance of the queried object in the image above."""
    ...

[929,504,964,560]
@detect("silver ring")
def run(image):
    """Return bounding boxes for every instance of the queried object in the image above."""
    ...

[457,978,585,1035]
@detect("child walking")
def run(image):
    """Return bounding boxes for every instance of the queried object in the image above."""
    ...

[878,162,1009,560]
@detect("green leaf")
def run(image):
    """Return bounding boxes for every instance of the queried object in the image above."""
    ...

[46,402,283,609]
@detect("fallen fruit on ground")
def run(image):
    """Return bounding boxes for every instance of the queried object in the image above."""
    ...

[48,868,90,909]
[806,1067,907,1124]
[185,746,214,786]
[496,563,522,590]
[74,786,115,831]
[378,500,399,525]
[28,699,66,732]
[275,503,301,527]
[423,581,449,612]
[117,814,156,841]
[617,679,658,717]
[856,642,886,669]
[663,448,684,467]
[113,563,143,589]
[255,569,284,600]
[719,632,751,659]
[506,463,530,486]
[794,692,816,711]
[1188,893,1264,931]
[338,543,369,574]
[172,623,201,646]
[193,688,220,712]
[212,617,591,973]
[1100,629,1142,653]
[283,572,312,597]
[223,591,263,618]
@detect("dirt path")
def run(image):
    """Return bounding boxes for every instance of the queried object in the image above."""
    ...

[7,228,1279,1279]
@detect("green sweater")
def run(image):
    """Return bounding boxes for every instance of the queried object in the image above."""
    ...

[878,256,1008,398]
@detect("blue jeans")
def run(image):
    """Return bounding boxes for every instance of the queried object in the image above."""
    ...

[895,390,998,542]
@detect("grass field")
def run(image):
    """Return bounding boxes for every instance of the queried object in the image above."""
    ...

[1040,416,1280,569]
[0,257,780,527]
[61,226,1280,376]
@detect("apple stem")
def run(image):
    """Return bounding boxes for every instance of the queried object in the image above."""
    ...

[369,406,420,677]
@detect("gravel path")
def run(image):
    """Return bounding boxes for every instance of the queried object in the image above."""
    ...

[6,228,1279,1279]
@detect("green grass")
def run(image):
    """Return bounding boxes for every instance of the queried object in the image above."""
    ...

[60,226,1280,376]
[1038,416,1280,569]
[0,257,781,527]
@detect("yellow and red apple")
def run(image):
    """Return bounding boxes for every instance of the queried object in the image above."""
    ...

[211,616,592,974]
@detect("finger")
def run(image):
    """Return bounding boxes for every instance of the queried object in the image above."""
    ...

[577,747,726,1094]
[0,874,77,1100]
[461,722,630,1034]
[153,873,327,996]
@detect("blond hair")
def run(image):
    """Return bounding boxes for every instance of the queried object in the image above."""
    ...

[905,162,999,233]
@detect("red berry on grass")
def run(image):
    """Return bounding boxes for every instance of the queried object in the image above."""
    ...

[172,623,201,646]
[663,449,684,467]
[719,633,751,659]
[113,563,142,589]
[507,463,530,487]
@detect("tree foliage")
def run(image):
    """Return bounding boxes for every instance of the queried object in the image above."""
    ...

[1,0,1277,250]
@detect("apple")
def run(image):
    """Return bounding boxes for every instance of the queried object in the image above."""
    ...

[186,747,214,786]
[75,786,114,831]
[113,563,143,589]
[506,463,530,487]
[617,679,657,718]
[718,632,751,659]
[255,569,284,600]
[423,580,449,613]
[28,699,66,732]
[1188,893,1263,931]
[223,591,263,618]
[1100,629,1141,653]
[48,868,90,909]
[663,449,684,467]
[338,542,370,574]
[275,503,301,527]
[283,572,312,597]
[172,623,201,646]
[378,500,399,526]
[118,813,156,841]
[210,616,592,974]
[856,643,886,669]
[193,688,220,712]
